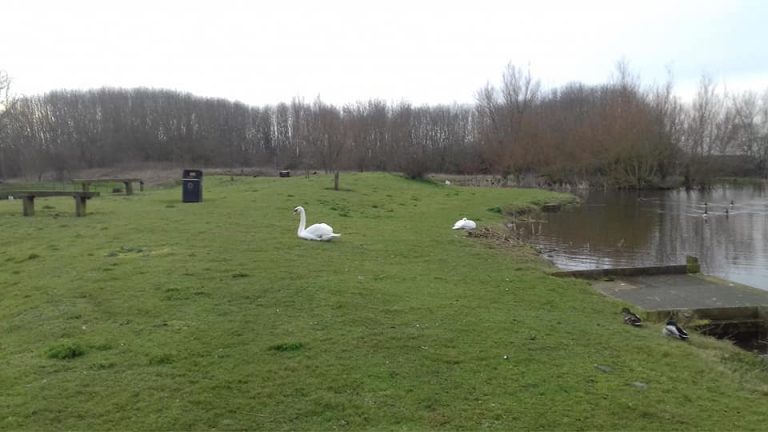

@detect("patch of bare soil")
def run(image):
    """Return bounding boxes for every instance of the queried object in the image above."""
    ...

[466,226,523,246]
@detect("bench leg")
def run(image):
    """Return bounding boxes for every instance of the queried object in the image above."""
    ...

[22,197,35,216]
[124,182,133,195]
[75,196,87,216]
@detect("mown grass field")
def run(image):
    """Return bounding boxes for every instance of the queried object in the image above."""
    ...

[1,172,767,431]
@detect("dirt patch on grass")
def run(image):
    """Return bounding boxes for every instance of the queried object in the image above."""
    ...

[467,226,523,246]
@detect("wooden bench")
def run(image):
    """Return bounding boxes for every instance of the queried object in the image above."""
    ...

[72,178,144,195]
[11,191,100,216]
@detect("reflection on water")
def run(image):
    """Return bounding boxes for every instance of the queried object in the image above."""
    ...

[521,183,768,290]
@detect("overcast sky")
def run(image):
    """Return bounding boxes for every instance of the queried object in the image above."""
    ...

[2,0,767,106]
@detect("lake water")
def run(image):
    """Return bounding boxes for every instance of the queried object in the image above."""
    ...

[519,184,768,290]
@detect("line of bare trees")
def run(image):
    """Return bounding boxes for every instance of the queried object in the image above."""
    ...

[0,70,12,161]
[1,64,767,188]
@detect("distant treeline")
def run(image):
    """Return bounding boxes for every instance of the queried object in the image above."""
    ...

[1,64,766,188]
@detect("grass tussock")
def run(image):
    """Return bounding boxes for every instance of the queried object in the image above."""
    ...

[269,342,305,352]
[46,343,85,360]
[148,353,175,365]
[0,172,766,430]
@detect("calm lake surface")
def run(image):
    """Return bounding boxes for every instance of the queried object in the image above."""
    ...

[520,184,768,290]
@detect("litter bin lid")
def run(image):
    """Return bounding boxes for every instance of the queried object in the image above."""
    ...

[183,169,203,179]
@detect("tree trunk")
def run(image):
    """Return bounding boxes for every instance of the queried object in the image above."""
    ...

[334,171,340,190]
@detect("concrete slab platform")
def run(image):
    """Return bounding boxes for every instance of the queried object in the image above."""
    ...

[591,274,768,311]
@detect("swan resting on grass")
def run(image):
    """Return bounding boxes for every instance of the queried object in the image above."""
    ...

[452,218,477,231]
[293,206,341,241]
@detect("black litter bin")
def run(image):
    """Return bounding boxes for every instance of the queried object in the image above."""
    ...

[182,169,203,203]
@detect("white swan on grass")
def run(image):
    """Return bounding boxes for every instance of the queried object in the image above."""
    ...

[293,206,341,241]
[452,217,477,231]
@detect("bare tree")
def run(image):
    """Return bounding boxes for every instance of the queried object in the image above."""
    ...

[647,75,684,181]
[686,75,723,156]
[309,98,346,188]
[0,70,13,178]
[475,64,541,181]
[731,90,768,176]
[0,70,9,106]
[680,75,745,186]
[759,90,768,176]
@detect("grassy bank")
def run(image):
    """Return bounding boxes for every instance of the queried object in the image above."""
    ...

[0,172,766,430]
[717,177,768,187]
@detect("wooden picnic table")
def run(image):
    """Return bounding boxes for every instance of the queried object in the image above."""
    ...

[72,178,144,195]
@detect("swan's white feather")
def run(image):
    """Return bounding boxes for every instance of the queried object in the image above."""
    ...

[452,218,477,230]
[294,206,341,241]
[303,223,335,238]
